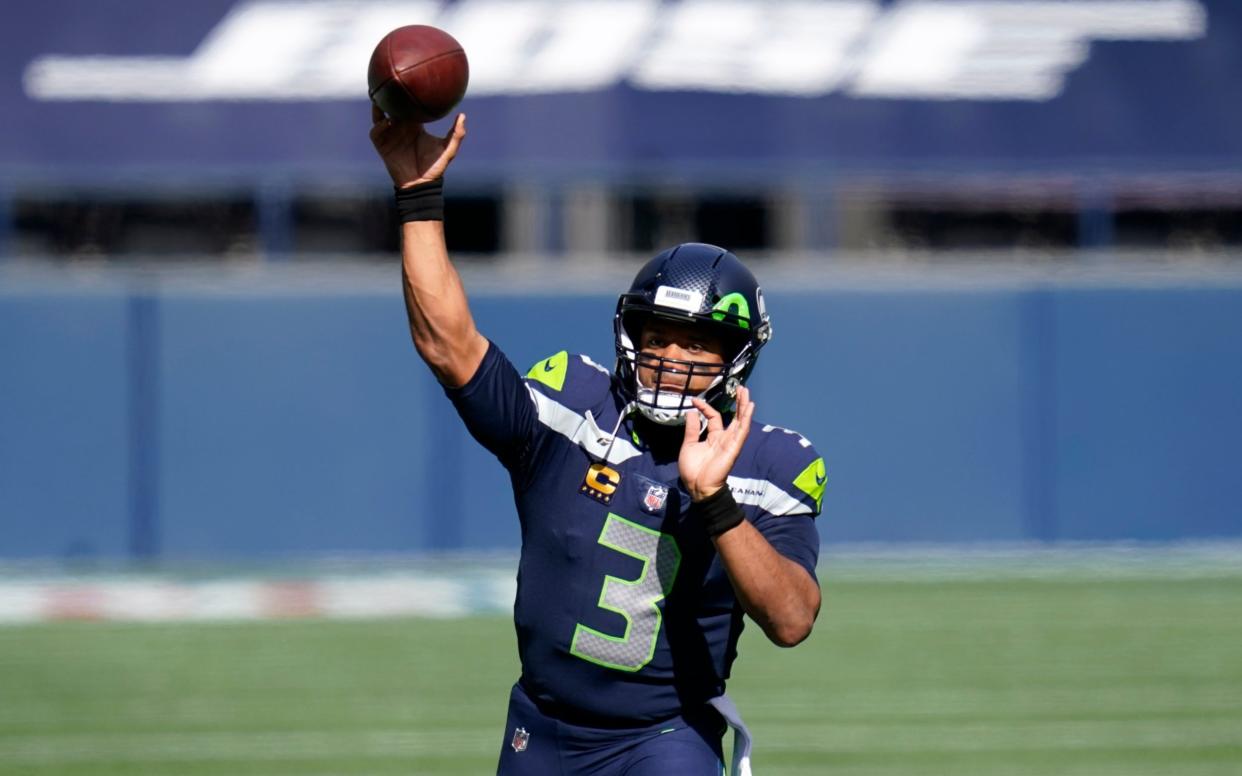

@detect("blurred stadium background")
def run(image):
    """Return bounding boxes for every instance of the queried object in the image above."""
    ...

[2,1,1241,774]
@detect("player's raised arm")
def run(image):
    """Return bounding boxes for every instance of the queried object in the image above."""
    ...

[369,107,488,388]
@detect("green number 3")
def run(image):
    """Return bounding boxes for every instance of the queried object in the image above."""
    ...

[570,513,682,672]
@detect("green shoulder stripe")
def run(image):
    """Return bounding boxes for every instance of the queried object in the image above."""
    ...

[526,350,569,392]
[792,457,827,512]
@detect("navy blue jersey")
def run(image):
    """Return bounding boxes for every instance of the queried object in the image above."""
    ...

[447,341,824,725]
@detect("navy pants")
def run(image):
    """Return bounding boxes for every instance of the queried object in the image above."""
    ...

[496,683,726,776]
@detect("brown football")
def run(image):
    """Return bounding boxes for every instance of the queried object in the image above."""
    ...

[368,25,469,123]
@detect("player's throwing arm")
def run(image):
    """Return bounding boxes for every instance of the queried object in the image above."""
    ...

[369,105,486,388]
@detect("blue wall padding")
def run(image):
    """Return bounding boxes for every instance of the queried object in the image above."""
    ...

[2,280,1240,560]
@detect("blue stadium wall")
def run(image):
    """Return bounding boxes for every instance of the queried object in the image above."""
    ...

[3,274,1241,560]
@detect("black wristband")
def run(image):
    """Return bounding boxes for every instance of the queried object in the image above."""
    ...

[394,179,444,222]
[689,486,745,538]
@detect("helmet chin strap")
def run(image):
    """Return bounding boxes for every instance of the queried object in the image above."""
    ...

[595,401,639,463]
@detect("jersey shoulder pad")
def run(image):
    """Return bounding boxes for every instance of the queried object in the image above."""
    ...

[751,423,827,516]
[524,351,613,409]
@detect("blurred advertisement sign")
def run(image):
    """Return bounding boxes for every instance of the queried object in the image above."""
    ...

[1,0,1237,178]
[24,0,1205,101]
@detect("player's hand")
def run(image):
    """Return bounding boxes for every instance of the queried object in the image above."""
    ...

[679,386,755,502]
[369,105,466,188]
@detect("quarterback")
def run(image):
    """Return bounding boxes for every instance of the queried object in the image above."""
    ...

[371,109,825,776]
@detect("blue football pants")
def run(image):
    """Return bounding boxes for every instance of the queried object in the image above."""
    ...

[495,683,726,776]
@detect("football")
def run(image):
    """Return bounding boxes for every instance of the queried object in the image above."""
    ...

[368,25,469,123]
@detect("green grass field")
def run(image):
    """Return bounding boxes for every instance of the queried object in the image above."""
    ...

[2,575,1240,775]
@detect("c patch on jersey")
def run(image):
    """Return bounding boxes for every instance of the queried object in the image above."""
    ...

[793,457,827,512]
[526,350,568,392]
[581,462,621,504]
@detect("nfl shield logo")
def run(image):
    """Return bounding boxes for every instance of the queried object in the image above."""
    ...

[642,483,669,513]
[511,726,530,753]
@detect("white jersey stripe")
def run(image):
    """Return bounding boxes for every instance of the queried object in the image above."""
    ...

[526,386,644,466]
[527,386,814,513]
[727,475,815,517]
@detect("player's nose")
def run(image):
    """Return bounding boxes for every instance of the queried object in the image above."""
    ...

[661,342,692,361]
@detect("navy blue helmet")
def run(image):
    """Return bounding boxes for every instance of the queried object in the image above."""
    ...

[614,243,772,424]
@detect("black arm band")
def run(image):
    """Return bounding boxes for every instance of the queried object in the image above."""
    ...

[394,179,444,222]
[690,486,745,538]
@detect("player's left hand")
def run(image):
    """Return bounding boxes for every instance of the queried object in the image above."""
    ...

[679,386,755,502]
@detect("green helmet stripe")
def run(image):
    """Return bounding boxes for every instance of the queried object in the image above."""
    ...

[711,292,751,329]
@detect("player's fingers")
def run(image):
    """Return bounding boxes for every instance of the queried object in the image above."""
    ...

[683,405,701,444]
[443,113,467,154]
[697,400,725,434]
[689,398,718,440]
[734,386,753,421]
[722,387,752,444]
[369,107,395,146]
[732,397,754,445]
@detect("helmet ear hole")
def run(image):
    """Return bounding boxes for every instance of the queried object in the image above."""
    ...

[721,329,750,361]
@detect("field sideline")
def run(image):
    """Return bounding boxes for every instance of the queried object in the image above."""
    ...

[1,559,1240,775]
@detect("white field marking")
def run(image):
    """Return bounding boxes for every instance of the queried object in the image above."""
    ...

[761,762,1242,776]
[739,682,1242,720]
[3,681,1236,728]
[0,729,491,765]
[745,716,1242,753]
[0,693,469,727]
[6,718,1237,765]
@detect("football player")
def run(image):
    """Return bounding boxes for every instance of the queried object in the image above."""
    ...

[371,108,824,776]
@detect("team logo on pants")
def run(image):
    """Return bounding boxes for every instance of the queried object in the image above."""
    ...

[510,726,530,753]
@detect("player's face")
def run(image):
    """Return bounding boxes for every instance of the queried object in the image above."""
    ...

[636,320,727,395]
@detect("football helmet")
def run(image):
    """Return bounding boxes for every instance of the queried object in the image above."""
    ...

[614,243,772,425]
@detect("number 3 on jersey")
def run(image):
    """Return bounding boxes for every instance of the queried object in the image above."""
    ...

[570,514,682,672]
